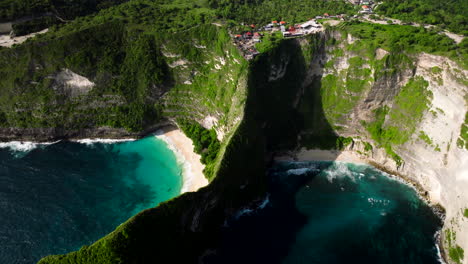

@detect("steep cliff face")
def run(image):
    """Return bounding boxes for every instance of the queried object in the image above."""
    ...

[4,17,463,263]
[37,34,313,264]
[295,29,468,263]
[0,22,246,142]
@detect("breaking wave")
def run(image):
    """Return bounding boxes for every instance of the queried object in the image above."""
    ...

[0,141,60,157]
[74,138,135,145]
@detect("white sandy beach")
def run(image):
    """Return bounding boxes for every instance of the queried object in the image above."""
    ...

[276,148,369,164]
[156,127,208,193]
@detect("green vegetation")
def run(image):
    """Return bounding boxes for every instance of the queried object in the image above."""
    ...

[363,77,432,165]
[341,22,466,68]
[320,55,372,125]
[450,246,465,264]
[457,112,468,149]
[431,66,442,74]
[178,120,220,179]
[255,31,283,53]
[11,16,59,36]
[363,142,373,152]
[336,136,353,150]
[0,0,463,263]
[209,0,355,26]
[0,21,166,131]
[446,229,465,264]
[419,131,433,145]
[464,208,468,218]
[376,0,468,35]
[0,0,243,133]
[0,0,127,22]
[38,25,304,263]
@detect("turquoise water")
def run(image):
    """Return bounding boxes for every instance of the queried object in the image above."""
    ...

[0,136,182,264]
[208,161,442,264]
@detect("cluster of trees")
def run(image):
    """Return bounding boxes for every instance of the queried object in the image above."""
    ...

[178,119,220,173]
[0,0,127,22]
[0,0,233,134]
[342,21,467,68]
[12,16,59,36]
[376,0,468,35]
[208,0,355,25]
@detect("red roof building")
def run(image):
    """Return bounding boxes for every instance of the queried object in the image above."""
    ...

[250,24,256,28]
[272,20,278,24]
[280,21,286,25]
[288,26,296,32]
[362,5,369,9]
[246,31,253,36]
[324,13,330,17]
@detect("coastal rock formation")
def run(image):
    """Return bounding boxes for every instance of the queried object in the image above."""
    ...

[0,7,466,262]
[293,30,468,263]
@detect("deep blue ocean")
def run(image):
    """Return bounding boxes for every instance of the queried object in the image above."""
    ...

[207,161,443,264]
[0,137,182,264]
[0,139,443,264]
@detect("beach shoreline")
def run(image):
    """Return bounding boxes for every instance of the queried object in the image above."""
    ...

[155,127,208,193]
[275,148,435,202]
[0,127,209,194]
[274,148,446,221]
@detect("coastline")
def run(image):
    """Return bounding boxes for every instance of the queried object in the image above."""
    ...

[0,124,209,194]
[275,147,447,262]
[275,148,445,210]
[155,127,208,193]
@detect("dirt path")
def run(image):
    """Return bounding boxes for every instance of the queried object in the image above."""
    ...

[0,28,48,48]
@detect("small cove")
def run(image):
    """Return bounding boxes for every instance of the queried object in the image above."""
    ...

[207,161,443,264]
[0,136,183,264]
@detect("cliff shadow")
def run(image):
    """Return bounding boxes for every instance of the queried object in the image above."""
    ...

[37,34,346,264]
[204,35,343,263]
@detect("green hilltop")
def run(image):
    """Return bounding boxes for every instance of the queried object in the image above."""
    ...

[0,0,466,263]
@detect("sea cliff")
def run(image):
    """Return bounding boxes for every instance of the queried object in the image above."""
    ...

[0,5,466,263]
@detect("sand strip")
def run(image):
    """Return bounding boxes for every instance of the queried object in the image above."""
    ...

[156,127,208,193]
[275,148,368,164]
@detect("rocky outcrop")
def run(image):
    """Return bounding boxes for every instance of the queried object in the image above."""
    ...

[53,69,95,97]
[0,122,173,142]
[296,30,468,264]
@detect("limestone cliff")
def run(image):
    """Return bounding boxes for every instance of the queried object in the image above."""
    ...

[2,18,462,263]
[0,23,246,143]
[292,29,468,264]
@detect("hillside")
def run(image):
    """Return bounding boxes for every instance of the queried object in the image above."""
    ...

[0,0,467,263]
[376,0,468,35]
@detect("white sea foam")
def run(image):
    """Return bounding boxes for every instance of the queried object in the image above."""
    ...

[367,197,390,207]
[74,138,135,145]
[234,194,271,219]
[235,208,254,218]
[285,163,319,176]
[0,141,60,153]
[154,133,193,194]
[287,168,312,175]
[258,194,270,209]
[322,162,355,183]
[434,230,446,264]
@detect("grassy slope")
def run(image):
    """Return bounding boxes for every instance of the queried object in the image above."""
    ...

[38,27,316,264]
[0,1,461,263]
[297,22,466,162]
[0,0,244,134]
[375,0,468,35]
[0,0,128,21]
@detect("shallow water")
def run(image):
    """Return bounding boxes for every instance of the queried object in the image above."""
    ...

[207,161,442,264]
[0,137,182,264]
